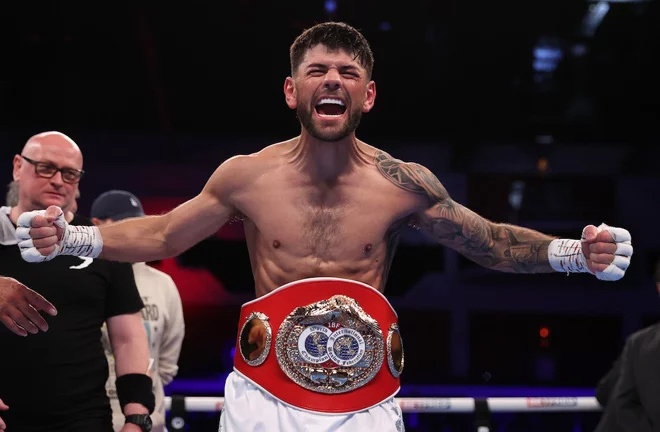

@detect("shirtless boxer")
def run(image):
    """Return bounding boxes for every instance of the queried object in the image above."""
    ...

[16,22,633,432]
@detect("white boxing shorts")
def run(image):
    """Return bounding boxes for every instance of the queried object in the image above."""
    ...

[218,371,405,432]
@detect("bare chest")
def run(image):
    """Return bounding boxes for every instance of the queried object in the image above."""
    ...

[239,181,409,260]
[298,202,360,255]
[270,197,389,256]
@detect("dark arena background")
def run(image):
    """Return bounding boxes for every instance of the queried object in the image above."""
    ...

[2,1,660,431]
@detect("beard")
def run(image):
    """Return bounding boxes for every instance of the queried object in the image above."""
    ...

[296,104,363,142]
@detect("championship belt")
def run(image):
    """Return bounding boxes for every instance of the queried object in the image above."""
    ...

[233,277,404,414]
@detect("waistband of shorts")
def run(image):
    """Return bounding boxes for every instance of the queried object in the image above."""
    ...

[233,277,403,414]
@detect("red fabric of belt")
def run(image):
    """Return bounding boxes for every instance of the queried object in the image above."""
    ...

[233,277,401,414]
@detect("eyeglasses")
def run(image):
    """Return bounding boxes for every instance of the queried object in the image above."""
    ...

[20,155,85,184]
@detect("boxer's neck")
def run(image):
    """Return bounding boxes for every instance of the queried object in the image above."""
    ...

[290,134,364,181]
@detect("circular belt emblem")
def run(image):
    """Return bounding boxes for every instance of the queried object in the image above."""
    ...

[238,312,272,366]
[298,325,331,364]
[387,323,404,377]
[326,327,365,367]
[276,295,384,394]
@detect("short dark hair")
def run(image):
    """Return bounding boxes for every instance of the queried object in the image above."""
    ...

[289,21,374,79]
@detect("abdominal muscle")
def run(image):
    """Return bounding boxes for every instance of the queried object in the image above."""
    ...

[249,244,390,298]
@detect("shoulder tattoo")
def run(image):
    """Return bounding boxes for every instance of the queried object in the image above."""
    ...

[375,150,449,202]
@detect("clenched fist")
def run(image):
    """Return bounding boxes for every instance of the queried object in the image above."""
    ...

[16,206,68,262]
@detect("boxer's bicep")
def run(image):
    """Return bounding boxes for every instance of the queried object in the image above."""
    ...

[407,168,551,272]
[97,162,238,261]
[419,198,494,257]
[375,152,492,254]
[160,161,242,254]
[161,191,233,255]
[374,154,483,245]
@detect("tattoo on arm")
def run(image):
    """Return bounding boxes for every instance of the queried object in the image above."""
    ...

[478,224,553,273]
[375,150,449,201]
[375,150,553,273]
[420,207,553,273]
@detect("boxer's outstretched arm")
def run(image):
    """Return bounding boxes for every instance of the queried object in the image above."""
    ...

[379,155,632,279]
[97,187,233,263]
[419,198,555,273]
[376,152,556,273]
[19,158,240,264]
[98,160,239,262]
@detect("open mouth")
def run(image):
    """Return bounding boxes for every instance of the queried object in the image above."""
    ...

[315,98,346,117]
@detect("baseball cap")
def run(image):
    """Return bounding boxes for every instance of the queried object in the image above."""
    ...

[90,189,145,221]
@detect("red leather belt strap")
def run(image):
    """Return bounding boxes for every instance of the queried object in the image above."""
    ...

[233,277,402,414]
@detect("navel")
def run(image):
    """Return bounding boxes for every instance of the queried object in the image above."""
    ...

[363,243,372,255]
[272,240,281,249]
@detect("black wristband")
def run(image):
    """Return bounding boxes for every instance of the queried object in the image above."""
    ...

[115,373,155,414]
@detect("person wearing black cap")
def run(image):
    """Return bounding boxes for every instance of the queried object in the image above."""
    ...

[91,190,147,222]
[593,260,660,432]
[91,190,185,432]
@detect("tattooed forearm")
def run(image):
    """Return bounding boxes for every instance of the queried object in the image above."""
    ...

[375,151,449,203]
[488,224,554,273]
[425,204,555,274]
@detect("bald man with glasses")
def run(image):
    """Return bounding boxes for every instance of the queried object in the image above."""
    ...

[0,131,154,432]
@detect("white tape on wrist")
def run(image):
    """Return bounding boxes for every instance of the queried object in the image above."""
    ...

[548,238,590,275]
[60,225,103,258]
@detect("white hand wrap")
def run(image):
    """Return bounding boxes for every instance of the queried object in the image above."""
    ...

[548,238,589,275]
[16,209,103,263]
[548,223,632,281]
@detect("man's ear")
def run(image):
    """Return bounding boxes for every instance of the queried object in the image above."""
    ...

[13,154,22,181]
[91,217,102,226]
[361,81,376,113]
[284,77,297,109]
